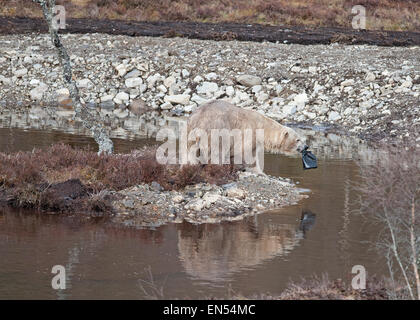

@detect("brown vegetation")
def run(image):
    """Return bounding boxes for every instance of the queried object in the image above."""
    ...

[0,144,238,213]
[272,274,389,300]
[356,132,420,300]
[1,0,419,31]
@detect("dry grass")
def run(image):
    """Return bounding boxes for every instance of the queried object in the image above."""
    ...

[356,132,420,299]
[0,144,238,211]
[2,0,419,31]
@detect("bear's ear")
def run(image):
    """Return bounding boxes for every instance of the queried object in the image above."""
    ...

[284,131,289,138]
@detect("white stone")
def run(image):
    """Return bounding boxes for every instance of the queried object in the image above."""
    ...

[294,93,308,107]
[225,188,246,199]
[328,111,342,121]
[29,83,48,100]
[252,85,262,94]
[401,80,413,88]
[114,92,129,104]
[29,79,40,86]
[205,72,218,80]
[365,72,376,82]
[14,68,28,78]
[56,88,69,97]
[164,94,191,105]
[197,81,218,94]
[193,75,204,83]
[226,86,235,96]
[125,77,143,88]
[236,74,262,87]
[157,84,168,93]
[77,78,93,89]
[163,76,176,88]
[185,199,206,211]
[283,104,297,116]
[101,94,114,102]
[160,102,173,110]
[341,79,355,87]
[115,64,127,77]
[191,94,210,105]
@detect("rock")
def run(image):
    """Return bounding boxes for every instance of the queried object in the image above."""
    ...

[29,79,39,86]
[146,73,162,88]
[236,74,262,87]
[164,94,190,105]
[0,75,11,85]
[184,104,197,113]
[160,102,173,110]
[283,104,297,116]
[308,66,317,73]
[113,109,128,119]
[125,69,141,79]
[125,77,143,88]
[225,187,246,199]
[328,111,342,121]
[29,83,48,100]
[115,64,127,77]
[185,198,206,212]
[226,86,235,96]
[14,68,28,78]
[205,72,218,80]
[163,76,176,88]
[101,94,114,102]
[341,79,355,87]
[197,81,219,94]
[114,92,129,104]
[193,75,204,83]
[252,85,262,94]
[202,192,221,206]
[294,93,308,108]
[365,72,376,82]
[191,94,210,105]
[100,100,115,110]
[172,195,184,203]
[401,80,413,88]
[181,69,190,78]
[129,99,149,115]
[158,84,167,93]
[56,88,69,97]
[77,78,93,89]
[150,181,163,192]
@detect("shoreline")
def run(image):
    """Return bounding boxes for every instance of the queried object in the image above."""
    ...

[1,16,420,46]
[1,33,418,144]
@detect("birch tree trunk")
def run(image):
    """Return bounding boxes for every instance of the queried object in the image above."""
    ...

[33,0,114,154]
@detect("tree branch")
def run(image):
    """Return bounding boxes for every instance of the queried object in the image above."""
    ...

[32,0,114,154]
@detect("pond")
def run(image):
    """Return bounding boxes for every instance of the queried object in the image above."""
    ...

[0,127,386,299]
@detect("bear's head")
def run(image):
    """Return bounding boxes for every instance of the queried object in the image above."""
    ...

[278,126,307,156]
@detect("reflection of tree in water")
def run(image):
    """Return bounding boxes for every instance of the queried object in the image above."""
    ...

[177,212,316,282]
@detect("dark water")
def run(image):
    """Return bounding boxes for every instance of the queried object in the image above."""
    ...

[0,128,385,299]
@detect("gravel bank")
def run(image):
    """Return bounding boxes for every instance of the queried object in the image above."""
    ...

[113,171,305,227]
[0,33,419,142]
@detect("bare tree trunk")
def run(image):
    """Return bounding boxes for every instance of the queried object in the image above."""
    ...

[409,199,420,299]
[33,0,114,154]
[384,206,415,299]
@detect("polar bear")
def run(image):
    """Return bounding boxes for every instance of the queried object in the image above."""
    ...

[186,100,307,171]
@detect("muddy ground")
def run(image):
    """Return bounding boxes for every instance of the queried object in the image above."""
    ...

[1,16,420,47]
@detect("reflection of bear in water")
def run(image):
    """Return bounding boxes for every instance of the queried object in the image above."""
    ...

[177,217,305,282]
